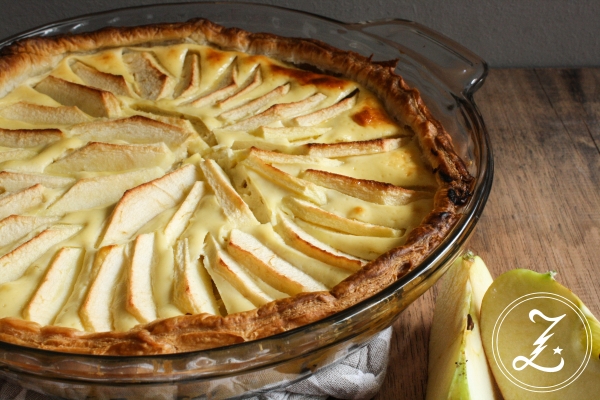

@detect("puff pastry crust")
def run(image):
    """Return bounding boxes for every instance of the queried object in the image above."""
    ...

[0,19,472,355]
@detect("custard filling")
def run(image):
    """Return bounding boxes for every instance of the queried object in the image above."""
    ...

[0,43,437,333]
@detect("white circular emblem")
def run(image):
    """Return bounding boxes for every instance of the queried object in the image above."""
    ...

[491,292,592,392]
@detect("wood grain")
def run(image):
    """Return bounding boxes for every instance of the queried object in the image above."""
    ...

[374,68,600,399]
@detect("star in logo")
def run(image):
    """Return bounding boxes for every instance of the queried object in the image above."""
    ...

[553,346,563,355]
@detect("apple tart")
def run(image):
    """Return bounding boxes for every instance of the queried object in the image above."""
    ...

[0,19,471,355]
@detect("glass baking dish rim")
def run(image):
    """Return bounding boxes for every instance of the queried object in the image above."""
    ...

[0,1,493,380]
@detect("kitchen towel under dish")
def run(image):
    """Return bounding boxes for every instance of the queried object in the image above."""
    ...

[247,327,393,400]
[0,327,392,400]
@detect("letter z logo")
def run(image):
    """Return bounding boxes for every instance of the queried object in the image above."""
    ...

[491,292,592,393]
[512,309,565,373]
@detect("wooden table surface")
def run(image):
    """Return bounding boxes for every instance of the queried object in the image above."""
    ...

[374,68,600,399]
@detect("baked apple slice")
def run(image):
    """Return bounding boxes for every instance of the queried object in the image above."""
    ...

[47,167,163,214]
[301,169,433,205]
[224,92,326,131]
[123,51,174,100]
[0,215,60,247]
[204,233,275,309]
[219,82,290,122]
[0,171,74,191]
[227,228,327,296]
[70,116,190,148]
[0,183,45,220]
[303,137,405,157]
[0,102,91,125]
[173,51,201,99]
[173,237,220,315]
[71,60,133,97]
[126,233,157,324]
[100,164,198,246]
[0,224,81,285]
[46,141,174,173]
[23,247,84,325]
[275,211,365,272]
[0,128,63,148]
[34,75,121,118]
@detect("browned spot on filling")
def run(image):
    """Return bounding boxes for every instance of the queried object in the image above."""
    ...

[351,106,394,127]
[96,52,114,65]
[348,206,366,218]
[242,55,270,66]
[205,48,229,65]
[269,65,348,90]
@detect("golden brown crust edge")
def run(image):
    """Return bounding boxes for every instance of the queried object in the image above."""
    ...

[0,19,473,355]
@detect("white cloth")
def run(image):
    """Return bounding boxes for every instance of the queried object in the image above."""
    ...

[249,327,393,400]
[0,327,392,400]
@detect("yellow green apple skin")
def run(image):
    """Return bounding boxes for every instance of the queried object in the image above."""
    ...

[426,253,501,400]
[480,269,600,399]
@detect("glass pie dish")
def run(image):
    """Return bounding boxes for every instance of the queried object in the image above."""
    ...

[0,2,492,398]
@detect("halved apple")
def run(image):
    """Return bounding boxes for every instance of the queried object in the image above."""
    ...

[426,253,501,400]
[480,269,600,399]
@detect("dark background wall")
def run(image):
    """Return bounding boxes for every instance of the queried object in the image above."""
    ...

[2,0,598,68]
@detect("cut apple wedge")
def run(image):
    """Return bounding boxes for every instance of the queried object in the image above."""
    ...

[71,60,133,97]
[426,252,501,400]
[46,141,174,173]
[34,75,120,118]
[100,164,198,246]
[480,269,600,399]
[0,128,63,148]
[0,102,91,125]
